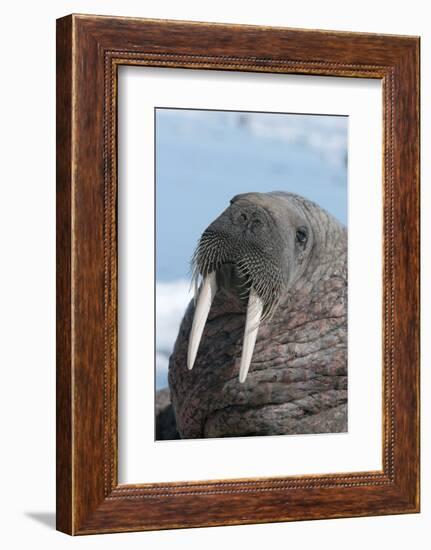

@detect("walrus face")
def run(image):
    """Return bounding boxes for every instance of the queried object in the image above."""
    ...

[188,192,314,383]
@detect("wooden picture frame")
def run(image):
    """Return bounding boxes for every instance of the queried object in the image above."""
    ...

[56,14,420,535]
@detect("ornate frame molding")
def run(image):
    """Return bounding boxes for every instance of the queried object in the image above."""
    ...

[57,14,419,534]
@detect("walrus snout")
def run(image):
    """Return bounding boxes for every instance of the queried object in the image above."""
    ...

[187,201,287,383]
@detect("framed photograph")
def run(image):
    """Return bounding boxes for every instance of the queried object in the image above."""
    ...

[56,14,420,534]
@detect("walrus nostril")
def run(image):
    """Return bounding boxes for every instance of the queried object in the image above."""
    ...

[235,211,248,225]
[233,208,265,230]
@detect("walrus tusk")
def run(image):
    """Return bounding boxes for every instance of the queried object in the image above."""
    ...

[187,272,217,370]
[239,289,263,383]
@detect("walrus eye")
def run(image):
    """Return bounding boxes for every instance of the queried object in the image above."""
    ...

[296,226,308,244]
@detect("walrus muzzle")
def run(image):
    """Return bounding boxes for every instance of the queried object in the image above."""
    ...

[187,201,286,382]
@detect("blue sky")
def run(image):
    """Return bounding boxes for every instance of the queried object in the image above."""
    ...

[155,108,348,389]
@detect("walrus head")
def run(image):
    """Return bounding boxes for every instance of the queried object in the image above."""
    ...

[188,191,316,382]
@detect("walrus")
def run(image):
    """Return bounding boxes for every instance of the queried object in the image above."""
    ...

[167,191,347,439]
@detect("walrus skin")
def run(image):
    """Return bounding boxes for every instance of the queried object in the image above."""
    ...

[168,191,347,439]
